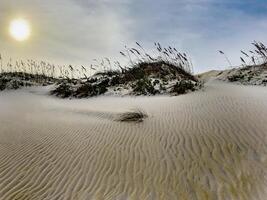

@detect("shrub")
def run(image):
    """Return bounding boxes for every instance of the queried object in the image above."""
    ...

[171,80,195,95]
[228,73,244,82]
[110,76,121,86]
[51,83,73,98]
[75,79,109,98]
[132,78,158,95]
[116,109,148,122]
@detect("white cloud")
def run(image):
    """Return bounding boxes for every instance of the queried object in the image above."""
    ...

[0,0,266,73]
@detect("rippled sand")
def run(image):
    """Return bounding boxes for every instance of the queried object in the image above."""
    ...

[0,81,267,200]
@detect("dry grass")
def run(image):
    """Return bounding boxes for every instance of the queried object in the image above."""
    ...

[118,42,194,75]
[219,41,267,68]
[116,109,148,122]
[0,42,195,82]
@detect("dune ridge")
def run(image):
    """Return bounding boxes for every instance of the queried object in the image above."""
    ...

[0,81,267,200]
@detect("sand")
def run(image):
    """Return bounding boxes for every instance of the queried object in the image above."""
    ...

[198,65,267,86]
[0,81,267,200]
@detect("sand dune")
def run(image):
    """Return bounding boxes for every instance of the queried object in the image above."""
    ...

[0,81,267,200]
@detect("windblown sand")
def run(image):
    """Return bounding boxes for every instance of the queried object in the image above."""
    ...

[0,81,267,200]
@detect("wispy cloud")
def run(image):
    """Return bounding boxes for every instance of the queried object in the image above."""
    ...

[0,0,266,72]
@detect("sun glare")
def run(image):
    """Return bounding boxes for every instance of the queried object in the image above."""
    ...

[9,19,31,41]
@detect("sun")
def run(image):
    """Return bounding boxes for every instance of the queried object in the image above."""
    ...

[9,18,31,41]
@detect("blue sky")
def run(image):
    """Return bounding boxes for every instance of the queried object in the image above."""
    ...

[0,0,267,73]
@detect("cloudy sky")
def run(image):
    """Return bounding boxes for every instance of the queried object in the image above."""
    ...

[0,0,267,73]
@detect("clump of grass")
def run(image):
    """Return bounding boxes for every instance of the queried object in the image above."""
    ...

[171,80,196,95]
[219,41,267,69]
[51,77,110,98]
[1,42,201,96]
[217,41,267,85]
[0,42,196,82]
[0,54,99,81]
[251,41,267,64]
[50,43,200,98]
[218,50,232,68]
[118,42,194,75]
[227,73,245,82]
[0,71,58,90]
[116,109,148,122]
[50,83,72,98]
[238,41,267,68]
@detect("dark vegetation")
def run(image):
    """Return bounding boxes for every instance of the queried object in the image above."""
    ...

[116,109,148,122]
[0,72,58,91]
[219,41,267,68]
[51,43,201,98]
[218,41,267,85]
[0,42,201,96]
[226,64,267,85]
[171,80,196,95]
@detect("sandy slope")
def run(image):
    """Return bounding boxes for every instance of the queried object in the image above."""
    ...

[0,81,267,200]
[198,65,267,86]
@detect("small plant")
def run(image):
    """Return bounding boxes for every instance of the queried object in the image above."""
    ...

[218,50,232,68]
[116,109,148,122]
[251,41,267,64]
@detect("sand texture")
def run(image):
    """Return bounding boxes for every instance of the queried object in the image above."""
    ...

[0,81,267,200]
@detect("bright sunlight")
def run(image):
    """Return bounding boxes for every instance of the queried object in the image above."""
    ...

[9,18,30,41]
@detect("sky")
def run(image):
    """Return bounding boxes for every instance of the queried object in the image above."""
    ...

[0,0,267,73]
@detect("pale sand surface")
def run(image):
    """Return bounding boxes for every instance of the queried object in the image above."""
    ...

[0,81,267,200]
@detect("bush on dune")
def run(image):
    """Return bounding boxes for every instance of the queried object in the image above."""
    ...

[51,42,200,98]
[132,78,159,95]
[0,42,201,96]
[218,41,267,86]
[171,80,196,95]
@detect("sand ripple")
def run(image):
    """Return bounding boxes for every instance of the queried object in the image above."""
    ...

[0,81,267,199]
